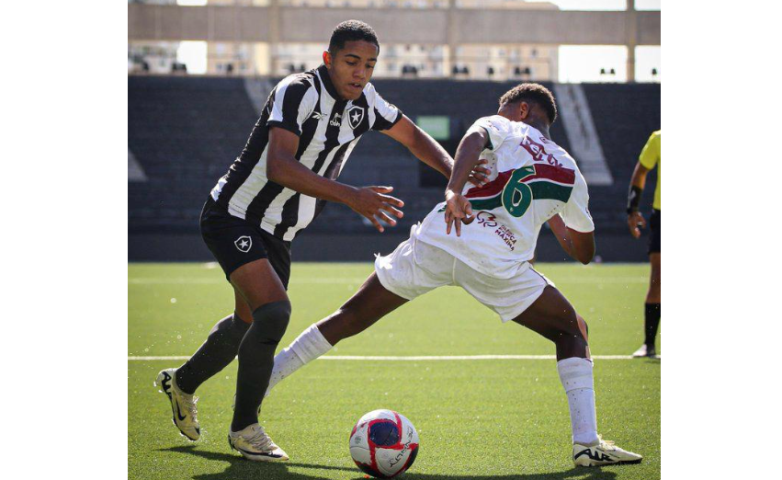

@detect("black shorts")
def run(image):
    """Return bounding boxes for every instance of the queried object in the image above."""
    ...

[200,197,292,288]
[648,208,661,254]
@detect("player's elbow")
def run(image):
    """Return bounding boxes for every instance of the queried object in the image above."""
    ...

[568,230,595,265]
[577,254,593,265]
[575,244,595,264]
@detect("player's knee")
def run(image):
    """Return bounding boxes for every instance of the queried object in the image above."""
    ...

[577,315,589,342]
[551,307,585,345]
[251,300,292,346]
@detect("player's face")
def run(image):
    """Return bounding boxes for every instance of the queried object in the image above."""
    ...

[324,40,378,101]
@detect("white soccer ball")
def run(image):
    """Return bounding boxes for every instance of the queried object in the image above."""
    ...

[349,409,420,478]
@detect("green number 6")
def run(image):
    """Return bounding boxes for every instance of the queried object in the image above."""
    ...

[501,166,535,217]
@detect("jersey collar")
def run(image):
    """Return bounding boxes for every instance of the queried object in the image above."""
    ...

[317,64,343,101]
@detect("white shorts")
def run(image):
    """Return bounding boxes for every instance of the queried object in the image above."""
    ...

[374,235,554,322]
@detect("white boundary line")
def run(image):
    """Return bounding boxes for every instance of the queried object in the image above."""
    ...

[128,354,658,361]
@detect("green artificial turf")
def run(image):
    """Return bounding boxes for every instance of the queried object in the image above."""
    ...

[129,262,660,480]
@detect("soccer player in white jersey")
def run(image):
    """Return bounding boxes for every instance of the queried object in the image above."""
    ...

[154,20,489,461]
[265,84,643,467]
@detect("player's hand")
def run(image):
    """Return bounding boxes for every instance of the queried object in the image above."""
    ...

[467,159,491,187]
[444,190,474,237]
[347,186,404,233]
[627,211,646,239]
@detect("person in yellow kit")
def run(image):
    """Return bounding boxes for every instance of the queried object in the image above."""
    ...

[627,130,661,358]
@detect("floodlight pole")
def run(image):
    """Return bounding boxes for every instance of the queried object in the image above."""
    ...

[626,0,637,83]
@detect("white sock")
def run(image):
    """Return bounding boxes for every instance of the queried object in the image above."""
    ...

[557,357,599,446]
[266,324,333,394]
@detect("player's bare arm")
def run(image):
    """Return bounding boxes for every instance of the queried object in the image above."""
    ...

[443,128,490,236]
[267,127,404,232]
[547,215,595,265]
[627,162,650,238]
[383,115,490,186]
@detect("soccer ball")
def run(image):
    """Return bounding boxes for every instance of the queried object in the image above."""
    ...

[349,409,420,478]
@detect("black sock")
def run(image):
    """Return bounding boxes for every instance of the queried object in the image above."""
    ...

[231,301,291,432]
[175,313,251,395]
[644,303,661,348]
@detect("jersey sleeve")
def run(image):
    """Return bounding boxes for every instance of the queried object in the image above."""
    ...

[560,169,595,233]
[466,116,511,151]
[639,131,661,170]
[266,76,318,137]
[367,84,403,131]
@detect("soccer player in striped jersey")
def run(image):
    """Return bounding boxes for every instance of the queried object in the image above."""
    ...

[627,130,661,358]
[155,20,488,461]
[266,84,643,467]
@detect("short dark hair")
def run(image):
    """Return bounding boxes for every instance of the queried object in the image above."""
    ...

[499,83,557,124]
[328,20,380,54]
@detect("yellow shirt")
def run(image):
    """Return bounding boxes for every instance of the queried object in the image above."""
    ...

[639,130,661,210]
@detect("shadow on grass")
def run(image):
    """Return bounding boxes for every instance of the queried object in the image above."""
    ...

[161,446,356,480]
[161,445,625,480]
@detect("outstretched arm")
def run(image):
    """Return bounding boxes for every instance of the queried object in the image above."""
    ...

[547,215,595,265]
[382,115,453,177]
[266,127,404,232]
[443,129,491,236]
[627,162,650,239]
[383,115,490,186]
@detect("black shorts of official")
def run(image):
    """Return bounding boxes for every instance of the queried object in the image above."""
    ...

[648,208,661,255]
[200,197,292,289]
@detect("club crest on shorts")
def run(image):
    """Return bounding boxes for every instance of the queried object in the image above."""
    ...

[347,106,364,130]
[234,236,252,253]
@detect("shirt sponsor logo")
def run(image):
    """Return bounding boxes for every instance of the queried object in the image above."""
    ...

[494,224,517,251]
[475,211,517,251]
[330,112,343,127]
[476,211,498,228]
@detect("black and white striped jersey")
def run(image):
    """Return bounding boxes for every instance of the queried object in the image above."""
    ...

[210,65,402,241]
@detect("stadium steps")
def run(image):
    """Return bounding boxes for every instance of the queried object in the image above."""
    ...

[129,77,659,236]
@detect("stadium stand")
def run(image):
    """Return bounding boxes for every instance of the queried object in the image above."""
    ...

[582,83,661,232]
[129,76,659,261]
[129,76,259,232]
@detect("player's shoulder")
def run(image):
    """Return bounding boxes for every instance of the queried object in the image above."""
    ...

[274,71,318,93]
[649,130,661,142]
[360,82,384,104]
[473,115,513,134]
[269,71,320,113]
[478,114,511,126]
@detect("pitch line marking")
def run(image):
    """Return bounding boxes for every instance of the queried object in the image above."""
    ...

[128,354,657,361]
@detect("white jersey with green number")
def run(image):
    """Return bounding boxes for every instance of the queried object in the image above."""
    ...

[414,115,595,279]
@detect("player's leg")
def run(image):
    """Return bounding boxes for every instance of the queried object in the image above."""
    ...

[227,258,291,461]
[156,199,260,441]
[512,286,597,447]
[643,252,661,353]
[266,237,452,395]
[512,286,641,466]
[634,209,661,358]
[156,291,251,441]
[267,273,408,393]
[318,273,409,344]
[174,289,252,395]
[512,286,587,360]
[456,261,641,466]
